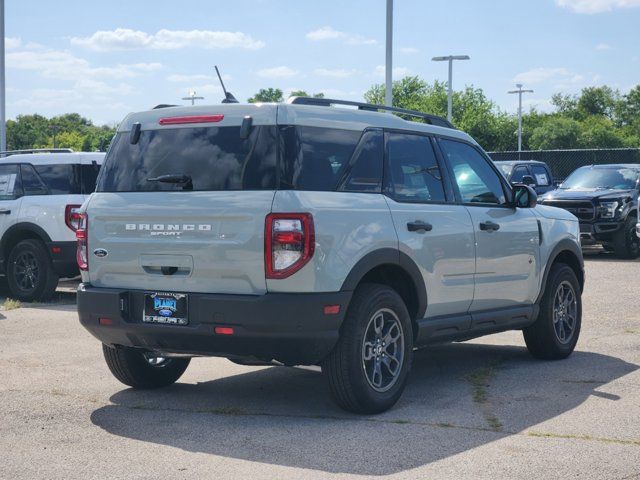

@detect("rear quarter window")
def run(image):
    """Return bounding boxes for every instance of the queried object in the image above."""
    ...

[34,164,78,194]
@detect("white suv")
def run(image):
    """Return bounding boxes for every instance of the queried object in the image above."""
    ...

[0,149,104,301]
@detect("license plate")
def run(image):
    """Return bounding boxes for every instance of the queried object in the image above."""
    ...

[143,292,188,325]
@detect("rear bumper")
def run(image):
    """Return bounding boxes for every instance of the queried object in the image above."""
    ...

[48,241,78,278]
[77,283,351,365]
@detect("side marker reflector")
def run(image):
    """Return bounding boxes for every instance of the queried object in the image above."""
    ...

[99,318,113,326]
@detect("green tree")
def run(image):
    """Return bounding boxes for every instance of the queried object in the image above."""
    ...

[289,90,325,99]
[6,114,50,150]
[529,117,581,149]
[247,88,284,103]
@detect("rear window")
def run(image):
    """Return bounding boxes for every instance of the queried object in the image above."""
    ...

[531,165,550,186]
[97,126,277,192]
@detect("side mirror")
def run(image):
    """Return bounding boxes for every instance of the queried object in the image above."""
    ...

[513,184,537,208]
[521,175,536,186]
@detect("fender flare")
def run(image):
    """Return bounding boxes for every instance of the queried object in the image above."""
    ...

[536,238,585,304]
[0,222,53,263]
[340,248,427,319]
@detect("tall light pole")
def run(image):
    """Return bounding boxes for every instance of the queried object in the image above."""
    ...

[0,0,6,151]
[431,55,470,123]
[385,0,393,106]
[182,90,204,106]
[508,83,533,152]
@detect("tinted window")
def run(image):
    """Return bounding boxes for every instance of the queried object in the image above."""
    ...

[98,126,277,192]
[531,165,550,186]
[338,129,383,193]
[21,164,49,195]
[386,133,445,203]
[280,126,361,191]
[510,166,529,183]
[81,164,100,193]
[0,164,21,200]
[34,164,77,194]
[439,139,506,205]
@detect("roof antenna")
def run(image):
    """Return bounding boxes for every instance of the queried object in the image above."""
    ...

[215,66,239,104]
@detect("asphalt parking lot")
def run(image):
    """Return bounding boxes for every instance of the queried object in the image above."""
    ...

[1,252,639,480]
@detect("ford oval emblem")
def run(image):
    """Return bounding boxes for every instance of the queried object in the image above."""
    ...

[93,248,108,258]
[158,309,173,317]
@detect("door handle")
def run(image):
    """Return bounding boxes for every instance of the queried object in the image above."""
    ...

[0,208,11,215]
[479,221,500,232]
[407,220,433,233]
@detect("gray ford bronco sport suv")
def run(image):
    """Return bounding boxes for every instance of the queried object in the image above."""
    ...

[77,98,584,414]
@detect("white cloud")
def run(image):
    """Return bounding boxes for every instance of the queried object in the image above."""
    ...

[375,65,412,79]
[7,48,162,80]
[313,68,358,78]
[257,66,298,78]
[399,47,419,54]
[306,26,377,46]
[596,42,612,50]
[555,0,640,13]
[513,67,576,85]
[167,74,212,83]
[71,28,265,51]
[5,37,21,50]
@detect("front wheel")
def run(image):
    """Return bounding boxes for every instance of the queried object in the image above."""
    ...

[322,284,413,414]
[613,216,639,259]
[102,344,190,389]
[6,239,59,302]
[524,263,582,360]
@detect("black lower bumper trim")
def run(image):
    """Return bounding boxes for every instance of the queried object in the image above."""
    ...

[77,284,352,365]
[48,241,79,278]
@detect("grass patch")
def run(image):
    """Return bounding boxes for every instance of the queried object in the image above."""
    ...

[436,422,454,428]
[624,328,640,334]
[3,298,21,310]
[527,431,640,446]
[465,365,498,404]
[486,415,503,432]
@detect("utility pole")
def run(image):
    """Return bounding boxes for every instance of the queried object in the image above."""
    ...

[0,0,6,151]
[182,90,204,106]
[431,55,470,123]
[508,83,533,153]
[385,0,393,106]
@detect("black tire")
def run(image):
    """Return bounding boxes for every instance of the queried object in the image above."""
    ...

[523,263,582,360]
[612,216,639,259]
[6,239,59,302]
[102,344,190,389]
[322,284,413,414]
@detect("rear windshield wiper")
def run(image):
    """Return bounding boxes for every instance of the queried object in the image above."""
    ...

[147,174,193,190]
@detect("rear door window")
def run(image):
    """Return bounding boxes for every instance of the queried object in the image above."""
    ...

[80,164,101,193]
[531,165,551,186]
[97,126,278,192]
[385,132,446,203]
[21,164,49,195]
[34,164,78,194]
[338,129,383,193]
[280,126,362,191]
[510,166,530,183]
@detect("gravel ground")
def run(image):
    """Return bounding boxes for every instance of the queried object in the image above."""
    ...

[1,251,639,480]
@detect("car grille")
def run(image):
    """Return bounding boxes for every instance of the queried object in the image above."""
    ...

[542,200,595,221]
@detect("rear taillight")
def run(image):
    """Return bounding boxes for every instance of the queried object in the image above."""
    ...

[65,204,83,231]
[76,213,88,271]
[265,213,314,279]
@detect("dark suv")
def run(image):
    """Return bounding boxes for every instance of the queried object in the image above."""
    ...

[495,160,556,195]
[539,164,640,259]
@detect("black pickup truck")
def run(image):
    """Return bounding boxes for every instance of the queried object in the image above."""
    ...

[539,164,640,259]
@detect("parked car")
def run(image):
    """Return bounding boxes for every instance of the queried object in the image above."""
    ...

[77,98,584,414]
[0,149,104,301]
[539,164,640,258]
[495,160,556,194]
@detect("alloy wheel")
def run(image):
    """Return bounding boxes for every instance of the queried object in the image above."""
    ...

[552,280,578,344]
[361,308,405,392]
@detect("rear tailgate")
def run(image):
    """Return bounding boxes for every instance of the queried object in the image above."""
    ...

[85,105,278,294]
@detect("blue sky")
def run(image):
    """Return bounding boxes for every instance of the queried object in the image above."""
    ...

[5,0,640,125]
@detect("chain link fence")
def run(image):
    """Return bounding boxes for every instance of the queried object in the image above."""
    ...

[488,148,640,181]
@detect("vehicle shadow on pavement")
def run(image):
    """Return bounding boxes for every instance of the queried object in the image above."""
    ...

[90,343,637,476]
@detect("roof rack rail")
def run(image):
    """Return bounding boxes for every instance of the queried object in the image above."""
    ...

[0,148,74,157]
[288,97,454,129]
[152,104,179,109]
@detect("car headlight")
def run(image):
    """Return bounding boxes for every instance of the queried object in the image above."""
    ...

[597,201,619,219]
